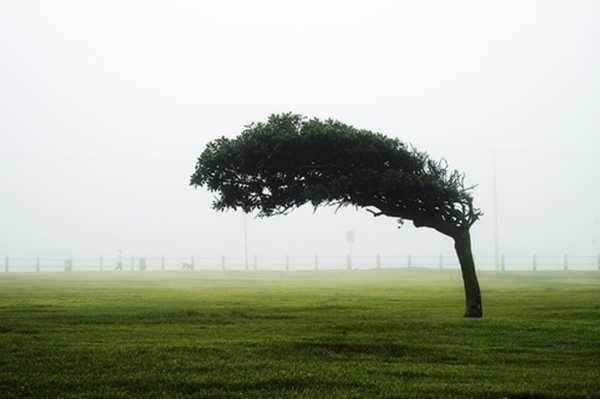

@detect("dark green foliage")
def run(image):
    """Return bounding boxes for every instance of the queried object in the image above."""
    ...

[191,114,484,317]
[191,113,481,237]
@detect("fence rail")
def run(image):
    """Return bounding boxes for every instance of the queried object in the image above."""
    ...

[2,254,600,273]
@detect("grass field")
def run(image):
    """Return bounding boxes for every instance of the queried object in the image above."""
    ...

[1,270,599,399]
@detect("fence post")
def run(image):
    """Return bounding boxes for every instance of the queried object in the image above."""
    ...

[438,254,443,269]
[314,254,319,271]
[563,254,568,271]
[501,254,505,272]
[376,253,381,270]
[4,256,8,273]
[253,255,257,271]
[36,257,40,273]
[407,254,412,268]
[221,256,226,272]
[532,254,537,272]
[285,255,289,272]
[99,256,104,272]
[161,256,165,271]
[346,254,352,270]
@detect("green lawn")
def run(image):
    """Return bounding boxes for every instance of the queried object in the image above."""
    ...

[0,270,599,398]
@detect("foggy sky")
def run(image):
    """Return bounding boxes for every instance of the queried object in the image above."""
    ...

[1,1,599,262]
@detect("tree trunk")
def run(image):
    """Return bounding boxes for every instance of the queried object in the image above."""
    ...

[453,231,483,318]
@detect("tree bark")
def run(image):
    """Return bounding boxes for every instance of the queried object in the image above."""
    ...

[453,231,483,318]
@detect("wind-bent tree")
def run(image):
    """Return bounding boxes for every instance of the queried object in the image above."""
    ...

[191,114,483,317]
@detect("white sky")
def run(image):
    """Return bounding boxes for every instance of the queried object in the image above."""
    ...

[1,1,599,263]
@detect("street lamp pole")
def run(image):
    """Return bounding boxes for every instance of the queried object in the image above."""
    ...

[243,214,249,271]
[493,150,500,271]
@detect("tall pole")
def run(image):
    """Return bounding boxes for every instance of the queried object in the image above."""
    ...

[243,213,249,271]
[493,150,500,271]
[594,218,599,271]
[346,230,355,270]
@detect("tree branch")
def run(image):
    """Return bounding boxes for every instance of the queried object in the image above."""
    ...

[366,208,384,217]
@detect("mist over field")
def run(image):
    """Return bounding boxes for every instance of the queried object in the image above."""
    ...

[1,1,599,260]
[2,4,600,398]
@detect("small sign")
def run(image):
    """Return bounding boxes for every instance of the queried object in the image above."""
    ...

[346,230,355,244]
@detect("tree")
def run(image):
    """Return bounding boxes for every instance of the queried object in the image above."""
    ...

[190,113,483,317]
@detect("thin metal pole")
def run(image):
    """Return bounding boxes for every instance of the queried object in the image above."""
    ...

[492,150,500,271]
[285,255,289,272]
[99,256,103,272]
[221,256,226,272]
[563,254,568,271]
[243,214,249,271]
[4,256,8,273]
[376,253,381,270]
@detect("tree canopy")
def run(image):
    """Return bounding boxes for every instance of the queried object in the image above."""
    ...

[191,113,481,238]
[191,113,484,317]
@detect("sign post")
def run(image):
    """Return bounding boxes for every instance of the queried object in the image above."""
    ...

[346,230,355,270]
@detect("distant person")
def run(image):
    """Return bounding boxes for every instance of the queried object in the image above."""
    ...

[114,260,123,272]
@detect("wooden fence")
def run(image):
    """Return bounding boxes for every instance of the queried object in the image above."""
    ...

[2,254,600,273]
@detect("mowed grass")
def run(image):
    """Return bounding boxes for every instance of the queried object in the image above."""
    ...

[0,270,599,399]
